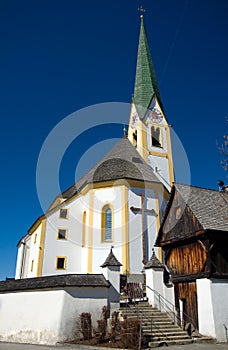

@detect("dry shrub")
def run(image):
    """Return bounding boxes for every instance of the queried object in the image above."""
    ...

[94,305,108,343]
[79,312,92,340]
[110,311,121,341]
[120,317,141,349]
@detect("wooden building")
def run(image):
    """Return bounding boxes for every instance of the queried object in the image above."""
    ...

[156,183,228,339]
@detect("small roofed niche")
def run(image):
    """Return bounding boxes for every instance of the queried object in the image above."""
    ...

[151,126,162,148]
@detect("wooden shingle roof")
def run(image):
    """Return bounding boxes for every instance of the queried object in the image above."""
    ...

[60,137,160,200]
[100,248,122,267]
[156,183,228,246]
[0,274,110,292]
[144,249,164,269]
[175,183,228,231]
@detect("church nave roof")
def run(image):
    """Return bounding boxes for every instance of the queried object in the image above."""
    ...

[60,137,160,201]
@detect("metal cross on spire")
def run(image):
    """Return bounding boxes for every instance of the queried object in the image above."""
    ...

[138,5,146,18]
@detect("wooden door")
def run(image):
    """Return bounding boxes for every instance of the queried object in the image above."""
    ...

[174,281,198,330]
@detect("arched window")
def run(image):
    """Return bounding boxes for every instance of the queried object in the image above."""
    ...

[101,205,113,242]
[151,126,162,148]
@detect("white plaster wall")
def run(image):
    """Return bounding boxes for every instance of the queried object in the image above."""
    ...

[16,223,44,279]
[71,193,90,273]
[146,268,174,313]
[0,290,64,345]
[92,186,123,273]
[128,187,157,274]
[102,266,120,314]
[58,287,108,341]
[26,182,166,278]
[42,186,124,276]
[164,284,175,308]
[128,187,143,273]
[15,244,24,279]
[0,287,108,345]
[211,280,228,342]
[20,235,32,278]
[148,155,170,191]
[197,278,216,338]
[42,194,87,275]
[197,278,228,342]
[27,224,42,278]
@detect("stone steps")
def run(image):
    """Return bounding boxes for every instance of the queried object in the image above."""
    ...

[119,301,193,348]
[149,338,193,348]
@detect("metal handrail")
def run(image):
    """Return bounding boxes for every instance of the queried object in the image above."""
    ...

[122,290,173,348]
[146,285,198,331]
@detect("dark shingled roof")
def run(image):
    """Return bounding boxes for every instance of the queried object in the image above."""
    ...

[144,249,164,269]
[101,248,122,267]
[60,137,159,200]
[175,183,228,231]
[0,274,110,292]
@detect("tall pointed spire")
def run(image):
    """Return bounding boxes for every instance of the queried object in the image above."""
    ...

[134,16,163,119]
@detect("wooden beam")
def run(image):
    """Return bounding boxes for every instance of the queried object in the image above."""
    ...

[171,272,209,283]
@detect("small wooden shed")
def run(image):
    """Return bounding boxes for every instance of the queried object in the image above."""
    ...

[156,183,228,332]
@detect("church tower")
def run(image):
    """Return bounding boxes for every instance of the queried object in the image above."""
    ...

[128,16,174,191]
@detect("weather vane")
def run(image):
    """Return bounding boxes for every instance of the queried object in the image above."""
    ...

[138,5,146,18]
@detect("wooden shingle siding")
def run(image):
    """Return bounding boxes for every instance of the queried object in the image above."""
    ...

[162,190,203,243]
[167,241,207,276]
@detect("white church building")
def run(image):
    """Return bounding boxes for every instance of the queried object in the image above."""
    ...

[0,14,227,346]
[15,16,174,280]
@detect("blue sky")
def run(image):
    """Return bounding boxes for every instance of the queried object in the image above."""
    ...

[0,0,227,280]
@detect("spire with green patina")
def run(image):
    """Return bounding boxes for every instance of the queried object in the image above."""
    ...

[134,15,163,119]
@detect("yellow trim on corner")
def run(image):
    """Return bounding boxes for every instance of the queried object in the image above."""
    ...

[165,126,174,186]
[82,211,86,247]
[37,218,46,277]
[122,185,130,274]
[28,215,45,235]
[137,120,148,162]
[148,151,167,158]
[87,190,94,273]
